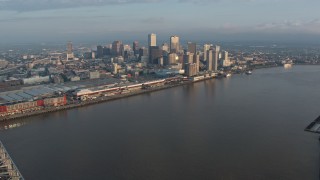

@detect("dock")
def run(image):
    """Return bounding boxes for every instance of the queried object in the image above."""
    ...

[0,141,24,180]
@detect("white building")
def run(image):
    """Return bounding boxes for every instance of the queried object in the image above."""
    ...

[23,76,50,85]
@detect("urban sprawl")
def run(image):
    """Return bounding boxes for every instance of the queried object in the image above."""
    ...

[0,33,319,120]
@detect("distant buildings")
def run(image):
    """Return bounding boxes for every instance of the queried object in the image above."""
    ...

[161,43,169,53]
[23,76,50,85]
[96,45,103,58]
[213,45,220,71]
[133,41,139,55]
[89,71,100,79]
[184,53,194,64]
[206,49,213,71]
[193,54,200,72]
[187,42,196,54]
[170,36,180,53]
[185,63,197,77]
[222,51,231,67]
[67,41,74,60]
[112,41,122,56]
[148,33,157,47]
[148,33,157,64]
[168,53,178,65]
[203,44,212,61]
[149,46,162,64]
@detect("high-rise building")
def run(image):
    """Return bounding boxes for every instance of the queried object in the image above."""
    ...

[148,33,157,47]
[103,47,111,56]
[139,47,148,58]
[193,53,200,73]
[148,33,157,63]
[161,43,169,52]
[168,53,178,65]
[96,45,103,58]
[222,51,228,64]
[112,41,122,56]
[133,41,139,55]
[170,36,180,53]
[67,41,74,60]
[149,46,162,64]
[213,45,220,71]
[67,41,72,54]
[91,51,96,59]
[222,51,231,67]
[203,44,212,61]
[206,49,213,71]
[187,42,196,54]
[183,53,194,65]
[185,63,197,77]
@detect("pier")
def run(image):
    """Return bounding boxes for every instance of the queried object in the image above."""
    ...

[0,141,24,180]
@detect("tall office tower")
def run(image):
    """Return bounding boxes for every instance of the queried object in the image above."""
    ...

[168,53,178,65]
[103,47,111,56]
[148,33,157,47]
[120,44,125,57]
[139,47,148,58]
[193,53,200,73]
[183,53,194,64]
[203,44,212,61]
[185,63,197,77]
[206,49,213,71]
[96,45,103,58]
[187,42,196,54]
[112,41,122,56]
[92,51,96,59]
[149,46,162,64]
[170,36,180,53]
[148,33,157,63]
[67,41,73,54]
[66,41,74,60]
[222,51,231,67]
[213,45,220,71]
[161,43,170,52]
[133,41,139,55]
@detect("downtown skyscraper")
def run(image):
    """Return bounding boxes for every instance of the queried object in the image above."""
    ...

[148,33,157,47]
[66,41,74,60]
[170,36,180,53]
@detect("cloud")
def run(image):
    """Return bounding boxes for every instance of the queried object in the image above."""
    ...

[255,19,320,34]
[0,0,284,11]
[0,14,114,23]
[0,0,161,11]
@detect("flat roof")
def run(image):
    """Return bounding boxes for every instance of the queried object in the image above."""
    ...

[0,95,15,102]
[7,93,24,101]
[16,92,33,99]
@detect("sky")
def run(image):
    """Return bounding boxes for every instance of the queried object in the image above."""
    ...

[0,0,320,44]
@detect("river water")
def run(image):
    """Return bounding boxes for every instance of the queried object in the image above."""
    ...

[0,65,320,180]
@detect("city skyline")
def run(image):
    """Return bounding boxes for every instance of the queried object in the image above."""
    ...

[0,0,320,43]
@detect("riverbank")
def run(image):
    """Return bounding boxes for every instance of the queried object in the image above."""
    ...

[0,65,284,122]
[0,81,194,121]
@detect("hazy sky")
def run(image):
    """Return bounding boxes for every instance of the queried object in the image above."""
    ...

[0,0,320,44]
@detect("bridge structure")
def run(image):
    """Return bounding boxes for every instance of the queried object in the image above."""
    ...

[0,141,24,180]
[305,116,320,134]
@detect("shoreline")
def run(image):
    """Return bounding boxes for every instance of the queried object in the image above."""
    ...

[0,81,195,121]
[0,64,303,122]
